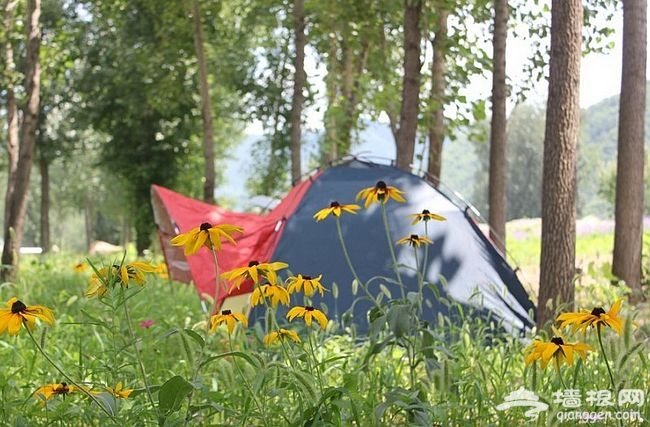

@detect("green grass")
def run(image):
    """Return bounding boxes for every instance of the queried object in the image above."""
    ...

[0,243,648,426]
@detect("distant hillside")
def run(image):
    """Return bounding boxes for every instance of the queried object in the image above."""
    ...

[217,82,649,214]
[581,81,650,159]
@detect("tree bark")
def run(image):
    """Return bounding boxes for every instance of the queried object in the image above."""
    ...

[1,0,41,281]
[3,0,19,232]
[290,0,306,184]
[39,156,50,253]
[488,0,508,253]
[190,0,215,204]
[427,8,448,184]
[395,0,422,171]
[537,0,582,328]
[612,0,647,303]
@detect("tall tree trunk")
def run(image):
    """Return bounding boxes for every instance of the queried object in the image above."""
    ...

[1,0,41,282]
[39,156,50,253]
[427,8,448,184]
[395,0,422,171]
[191,0,215,203]
[323,38,339,163]
[612,0,647,303]
[3,0,19,232]
[537,0,582,328]
[488,0,508,253]
[290,0,306,184]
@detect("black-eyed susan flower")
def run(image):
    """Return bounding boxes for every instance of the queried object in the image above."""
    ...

[104,382,133,399]
[410,209,446,225]
[73,262,88,273]
[287,306,328,330]
[210,309,248,334]
[396,234,434,247]
[524,330,593,370]
[154,262,169,279]
[171,222,244,256]
[116,261,157,287]
[356,180,406,208]
[263,328,301,346]
[222,260,289,290]
[313,201,361,221]
[286,274,326,297]
[85,267,111,298]
[556,299,625,335]
[250,282,290,308]
[0,297,55,336]
[34,382,78,401]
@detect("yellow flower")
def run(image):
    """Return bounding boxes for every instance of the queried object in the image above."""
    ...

[34,382,78,401]
[250,282,290,308]
[263,328,301,345]
[154,262,169,279]
[222,260,289,290]
[104,382,133,399]
[556,299,625,335]
[73,262,88,273]
[85,266,111,298]
[116,261,157,287]
[0,297,55,336]
[286,274,326,297]
[210,309,248,334]
[410,209,446,225]
[287,306,328,330]
[396,234,434,247]
[85,261,156,298]
[313,201,361,221]
[356,180,406,208]
[170,222,244,256]
[524,330,593,370]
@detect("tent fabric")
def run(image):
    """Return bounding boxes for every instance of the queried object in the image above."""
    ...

[152,159,535,333]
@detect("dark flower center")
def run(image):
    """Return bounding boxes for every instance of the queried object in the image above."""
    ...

[410,234,419,240]
[422,209,430,215]
[248,260,259,267]
[222,309,232,315]
[591,307,606,316]
[305,306,315,311]
[330,201,340,208]
[375,181,387,190]
[11,300,27,314]
[200,222,212,231]
[54,383,70,394]
[550,336,564,346]
[303,275,312,280]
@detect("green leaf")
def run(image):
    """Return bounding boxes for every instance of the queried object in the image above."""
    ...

[158,375,194,415]
[182,329,205,348]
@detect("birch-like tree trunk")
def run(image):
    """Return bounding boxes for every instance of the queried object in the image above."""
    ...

[537,0,582,328]
[1,0,41,281]
[488,0,508,253]
[290,0,306,184]
[612,0,647,303]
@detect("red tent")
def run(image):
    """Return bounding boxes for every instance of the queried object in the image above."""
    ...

[151,172,319,310]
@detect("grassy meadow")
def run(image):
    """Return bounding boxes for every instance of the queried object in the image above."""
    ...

[0,221,648,426]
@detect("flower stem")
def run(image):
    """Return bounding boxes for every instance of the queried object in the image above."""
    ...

[596,326,617,393]
[596,326,623,427]
[121,289,158,417]
[335,217,381,310]
[26,328,116,420]
[228,335,269,427]
[555,358,568,390]
[209,247,221,323]
[380,203,404,297]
